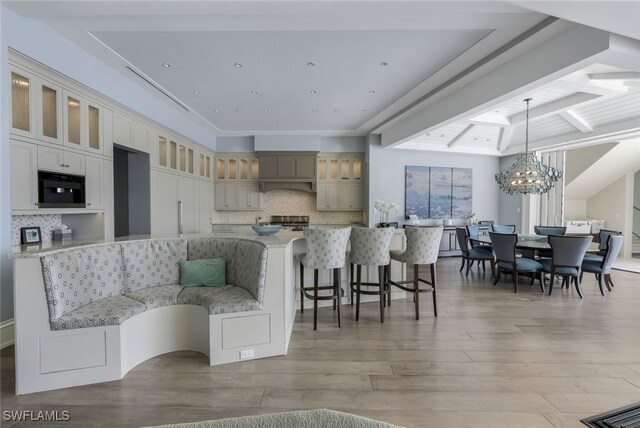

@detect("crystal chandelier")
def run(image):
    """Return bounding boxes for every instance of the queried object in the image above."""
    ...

[495,98,563,195]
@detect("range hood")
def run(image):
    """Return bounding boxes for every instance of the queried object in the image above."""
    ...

[257,151,318,193]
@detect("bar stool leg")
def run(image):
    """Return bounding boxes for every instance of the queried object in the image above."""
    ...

[313,269,319,331]
[378,265,385,323]
[414,264,420,320]
[350,263,354,306]
[356,265,362,321]
[300,262,304,314]
[334,268,342,328]
[387,264,392,307]
[431,262,437,317]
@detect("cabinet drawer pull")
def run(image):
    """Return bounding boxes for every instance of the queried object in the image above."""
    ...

[34,203,39,206]
[87,203,92,206]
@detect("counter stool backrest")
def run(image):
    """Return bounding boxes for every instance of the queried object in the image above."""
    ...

[534,226,566,236]
[349,227,395,266]
[302,227,352,270]
[489,232,517,263]
[548,235,592,268]
[491,224,516,234]
[602,234,624,272]
[401,226,443,265]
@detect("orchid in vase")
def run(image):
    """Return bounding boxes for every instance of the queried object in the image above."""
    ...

[374,199,399,227]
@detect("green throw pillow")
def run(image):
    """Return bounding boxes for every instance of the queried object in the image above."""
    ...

[180,258,226,287]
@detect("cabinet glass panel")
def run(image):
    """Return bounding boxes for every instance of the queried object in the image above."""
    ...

[239,159,249,179]
[179,146,186,172]
[206,156,211,178]
[228,159,237,180]
[159,137,167,167]
[353,159,362,180]
[41,85,58,139]
[329,159,339,180]
[200,154,206,176]
[251,158,259,179]
[318,159,327,180]
[169,141,177,169]
[88,105,100,150]
[11,72,30,132]
[341,159,350,180]
[66,96,81,146]
[188,149,194,174]
[216,159,225,179]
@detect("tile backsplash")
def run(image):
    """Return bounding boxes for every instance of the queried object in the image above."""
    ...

[11,215,63,246]
[212,189,364,225]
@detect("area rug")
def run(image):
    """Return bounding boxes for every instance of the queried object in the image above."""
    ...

[145,409,403,428]
[581,402,640,427]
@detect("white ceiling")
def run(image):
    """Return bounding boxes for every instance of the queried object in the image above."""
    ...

[4,1,639,154]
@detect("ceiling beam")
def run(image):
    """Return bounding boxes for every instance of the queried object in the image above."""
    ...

[588,71,640,80]
[558,110,593,133]
[447,124,475,148]
[497,126,514,152]
[469,113,510,127]
[549,79,627,97]
[508,92,601,124]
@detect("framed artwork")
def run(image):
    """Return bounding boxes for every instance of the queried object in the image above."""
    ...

[405,166,472,219]
[21,227,42,245]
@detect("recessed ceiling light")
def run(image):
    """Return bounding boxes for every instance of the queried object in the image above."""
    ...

[494,110,500,113]
[271,122,277,126]
[263,109,269,113]
[312,109,318,113]
[234,62,243,68]
[310,90,318,94]
[361,109,367,112]
[307,61,316,67]
[251,90,259,95]
[440,134,445,137]
[193,90,199,95]
[473,137,478,141]
[369,90,376,94]
[486,139,490,142]
[162,63,171,68]
[380,61,389,67]
[229,122,234,126]
[214,109,220,113]
[314,122,319,125]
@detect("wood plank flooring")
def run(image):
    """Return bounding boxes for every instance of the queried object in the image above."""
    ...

[2,258,639,428]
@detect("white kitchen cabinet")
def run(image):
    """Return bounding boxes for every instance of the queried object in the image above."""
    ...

[85,101,104,155]
[132,121,148,152]
[178,177,197,233]
[10,66,37,139]
[10,140,39,211]
[84,156,104,209]
[317,183,339,210]
[37,146,85,175]
[214,183,238,210]
[36,78,63,145]
[112,112,132,148]
[237,183,262,209]
[198,180,212,233]
[153,172,179,235]
[62,90,84,150]
[339,182,362,210]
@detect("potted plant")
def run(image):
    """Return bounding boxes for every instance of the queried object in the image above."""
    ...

[374,199,399,228]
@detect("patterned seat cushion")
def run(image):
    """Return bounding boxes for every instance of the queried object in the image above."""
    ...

[390,226,442,265]
[125,284,183,310]
[235,241,268,304]
[121,239,188,292]
[539,258,579,275]
[51,295,147,330]
[41,243,126,323]
[301,227,351,270]
[497,257,542,272]
[177,286,261,315]
[349,227,395,266]
[187,238,238,285]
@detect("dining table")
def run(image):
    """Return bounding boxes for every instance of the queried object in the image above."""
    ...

[473,234,551,252]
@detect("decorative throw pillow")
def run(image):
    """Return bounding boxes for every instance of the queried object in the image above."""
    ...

[179,258,226,287]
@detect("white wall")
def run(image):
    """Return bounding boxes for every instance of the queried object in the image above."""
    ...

[218,135,367,153]
[367,139,500,227]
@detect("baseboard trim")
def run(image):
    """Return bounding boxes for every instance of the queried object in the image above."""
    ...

[1,319,15,349]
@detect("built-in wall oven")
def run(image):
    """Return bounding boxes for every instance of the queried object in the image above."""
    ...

[37,171,86,208]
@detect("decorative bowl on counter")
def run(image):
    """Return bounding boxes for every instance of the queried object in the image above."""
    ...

[251,225,282,236]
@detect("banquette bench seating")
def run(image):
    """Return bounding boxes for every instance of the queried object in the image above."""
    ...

[14,237,289,395]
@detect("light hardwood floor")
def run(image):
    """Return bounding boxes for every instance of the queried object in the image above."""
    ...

[2,257,639,428]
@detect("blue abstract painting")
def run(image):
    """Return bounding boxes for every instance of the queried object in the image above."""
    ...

[405,166,472,219]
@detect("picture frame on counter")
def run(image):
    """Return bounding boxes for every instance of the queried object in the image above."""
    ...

[21,226,42,245]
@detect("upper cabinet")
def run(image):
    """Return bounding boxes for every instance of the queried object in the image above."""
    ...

[317,153,364,211]
[216,154,259,181]
[318,154,362,181]
[258,152,316,180]
[214,153,262,210]
[10,67,37,139]
[36,78,63,145]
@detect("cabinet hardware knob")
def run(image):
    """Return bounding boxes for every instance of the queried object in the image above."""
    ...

[87,203,92,206]
[34,203,39,206]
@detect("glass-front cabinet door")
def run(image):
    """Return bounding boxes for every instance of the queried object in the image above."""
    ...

[10,67,36,138]
[239,158,249,180]
[227,159,237,180]
[63,90,83,148]
[251,158,259,180]
[37,79,62,144]
[216,158,226,180]
[352,158,362,180]
[169,141,177,170]
[158,136,168,168]
[86,102,103,154]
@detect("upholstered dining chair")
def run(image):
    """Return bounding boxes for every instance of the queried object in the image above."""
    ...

[456,228,495,277]
[299,227,351,330]
[490,224,516,234]
[533,226,567,259]
[388,226,442,319]
[466,224,493,254]
[541,235,592,298]
[490,232,544,293]
[583,229,621,263]
[349,227,395,323]
[581,234,623,295]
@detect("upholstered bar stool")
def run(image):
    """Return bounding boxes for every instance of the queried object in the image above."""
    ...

[388,226,443,319]
[299,227,351,330]
[349,227,395,323]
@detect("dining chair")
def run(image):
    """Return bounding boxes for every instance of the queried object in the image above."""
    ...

[533,226,567,259]
[388,226,442,319]
[456,228,495,276]
[581,234,623,295]
[540,235,592,298]
[490,224,516,234]
[466,224,493,254]
[299,227,351,330]
[490,232,544,293]
[349,227,395,323]
[583,229,620,263]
